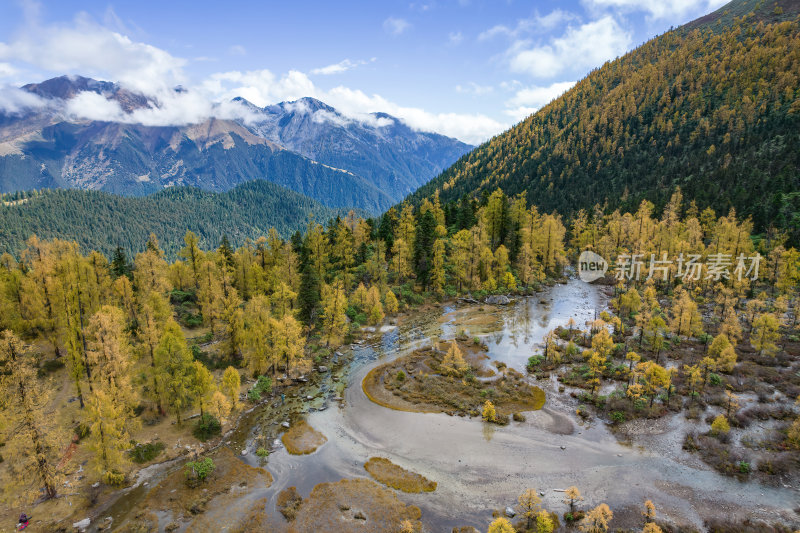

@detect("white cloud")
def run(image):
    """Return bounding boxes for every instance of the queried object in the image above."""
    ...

[455,82,494,96]
[0,62,19,79]
[478,10,576,41]
[0,8,502,143]
[508,16,631,78]
[310,58,374,76]
[228,44,246,56]
[383,17,411,36]
[504,80,576,121]
[323,86,503,143]
[0,12,186,96]
[64,90,125,121]
[202,69,318,108]
[508,80,576,107]
[448,31,464,46]
[60,88,257,127]
[582,0,728,20]
[204,69,502,143]
[0,85,48,114]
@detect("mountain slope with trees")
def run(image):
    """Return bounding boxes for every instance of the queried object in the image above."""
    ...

[0,180,346,258]
[409,0,800,244]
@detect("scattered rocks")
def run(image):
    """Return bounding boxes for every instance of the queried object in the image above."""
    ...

[354,511,367,520]
[318,365,328,373]
[281,421,291,429]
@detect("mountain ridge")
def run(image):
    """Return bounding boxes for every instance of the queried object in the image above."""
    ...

[408,0,800,244]
[0,76,471,213]
[242,96,473,200]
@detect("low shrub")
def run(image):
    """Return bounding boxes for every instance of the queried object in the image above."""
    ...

[193,414,221,442]
[184,457,215,486]
[129,441,166,464]
[248,376,273,402]
[102,470,125,486]
[527,355,544,370]
[38,358,65,376]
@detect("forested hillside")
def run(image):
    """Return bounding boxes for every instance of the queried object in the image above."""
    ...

[244,97,473,201]
[410,0,800,244]
[0,180,344,258]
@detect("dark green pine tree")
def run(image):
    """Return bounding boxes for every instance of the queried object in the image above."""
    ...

[290,230,304,256]
[456,196,477,230]
[218,235,235,268]
[110,245,133,280]
[378,211,395,250]
[297,263,321,326]
[413,210,437,289]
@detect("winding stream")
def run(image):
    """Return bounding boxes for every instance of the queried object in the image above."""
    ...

[107,278,800,531]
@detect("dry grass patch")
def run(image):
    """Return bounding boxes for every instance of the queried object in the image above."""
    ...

[114,447,272,529]
[277,486,304,520]
[291,478,422,533]
[281,420,327,455]
[229,498,270,532]
[363,341,545,418]
[364,457,437,493]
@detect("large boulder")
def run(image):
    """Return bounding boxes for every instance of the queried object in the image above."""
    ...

[73,518,91,531]
[485,295,511,305]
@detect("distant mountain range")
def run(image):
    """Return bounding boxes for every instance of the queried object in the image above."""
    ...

[244,96,471,200]
[0,76,472,214]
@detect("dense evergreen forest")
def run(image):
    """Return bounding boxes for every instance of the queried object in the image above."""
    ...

[410,5,800,245]
[0,180,345,258]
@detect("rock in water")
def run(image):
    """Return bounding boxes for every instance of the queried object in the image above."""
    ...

[485,295,511,305]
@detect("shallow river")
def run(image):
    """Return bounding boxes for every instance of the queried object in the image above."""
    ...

[108,278,800,531]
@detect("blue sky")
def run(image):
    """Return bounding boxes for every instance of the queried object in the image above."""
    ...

[0,0,728,143]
